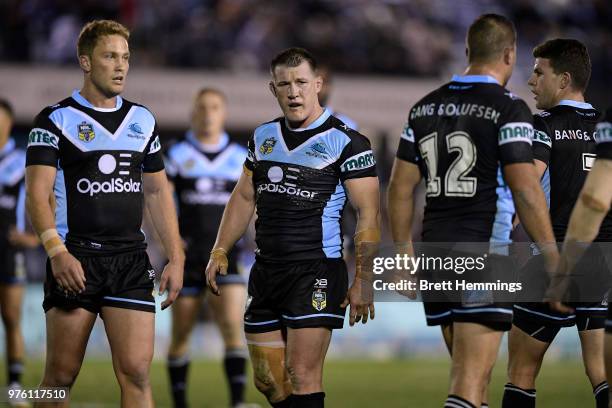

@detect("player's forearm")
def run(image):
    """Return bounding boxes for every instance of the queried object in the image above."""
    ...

[213,189,255,251]
[387,188,414,244]
[512,183,557,248]
[145,186,184,264]
[25,186,56,236]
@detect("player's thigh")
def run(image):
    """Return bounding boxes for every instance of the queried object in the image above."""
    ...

[579,328,605,368]
[102,307,155,373]
[605,333,612,385]
[171,294,202,339]
[246,331,287,380]
[507,324,551,377]
[285,327,332,373]
[44,308,97,370]
[452,322,504,372]
[0,283,24,322]
[207,283,247,341]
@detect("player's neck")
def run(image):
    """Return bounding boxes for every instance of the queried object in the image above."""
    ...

[79,82,120,109]
[462,65,505,86]
[287,105,324,130]
[555,91,585,106]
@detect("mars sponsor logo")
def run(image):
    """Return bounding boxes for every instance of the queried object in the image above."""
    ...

[340,150,375,172]
[498,122,534,145]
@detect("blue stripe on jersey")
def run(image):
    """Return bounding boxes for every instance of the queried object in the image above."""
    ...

[322,182,346,258]
[54,169,68,240]
[489,167,514,255]
[49,105,156,153]
[451,74,500,85]
[254,122,351,168]
[16,184,26,232]
[558,99,594,110]
[72,90,123,112]
[331,111,359,131]
[166,140,246,180]
[541,168,550,207]
[285,108,332,132]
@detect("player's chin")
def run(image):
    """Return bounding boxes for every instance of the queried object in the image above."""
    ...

[284,109,306,123]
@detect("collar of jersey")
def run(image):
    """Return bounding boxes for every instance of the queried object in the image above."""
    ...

[72,90,123,112]
[558,99,594,110]
[0,138,15,157]
[186,131,229,153]
[285,108,331,132]
[451,74,500,85]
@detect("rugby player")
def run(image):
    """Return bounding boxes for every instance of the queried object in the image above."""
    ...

[553,107,612,407]
[0,98,39,407]
[25,20,183,408]
[206,47,380,408]
[388,14,558,408]
[504,39,610,408]
[164,88,257,408]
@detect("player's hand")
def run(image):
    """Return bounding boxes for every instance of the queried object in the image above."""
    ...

[205,248,229,296]
[544,252,574,315]
[159,260,184,310]
[341,276,375,326]
[7,226,39,248]
[393,242,417,300]
[50,251,86,294]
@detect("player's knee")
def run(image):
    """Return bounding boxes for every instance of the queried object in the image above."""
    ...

[0,307,20,329]
[581,192,610,213]
[218,319,245,348]
[43,363,80,388]
[115,359,151,391]
[285,359,319,391]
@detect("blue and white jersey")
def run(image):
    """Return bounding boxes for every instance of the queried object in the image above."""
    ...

[165,131,246,258]
[245,110,376,262]
[245,108,377,262]
[26,90,165,255]
[0,138,26,241]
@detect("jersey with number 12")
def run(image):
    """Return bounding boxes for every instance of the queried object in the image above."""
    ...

[396,75,534,242]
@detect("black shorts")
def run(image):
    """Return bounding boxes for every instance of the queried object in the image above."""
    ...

[514,249,609,342]
[0,244,25,285]
[421,247,515,332]
[180,249,245,297]
[244,258,348,333]
[43,250,156,314]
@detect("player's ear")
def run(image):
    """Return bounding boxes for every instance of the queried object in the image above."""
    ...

[559,72,571,90]
[79,54,91,73]
[269,81,277,97]
[503,46,513,66]
[314,75,323,93]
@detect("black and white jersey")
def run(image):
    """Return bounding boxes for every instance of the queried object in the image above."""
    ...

[596,107,612,160]
[396,75,534,243]
[245,108,377,262]
[0,138,26,242]
[165,131,246,254]
[532,100,612,241]
[26,90,165,255]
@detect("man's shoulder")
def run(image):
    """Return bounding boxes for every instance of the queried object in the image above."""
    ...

[34,97,73,120]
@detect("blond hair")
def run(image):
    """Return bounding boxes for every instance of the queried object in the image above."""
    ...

[77,20,130,57]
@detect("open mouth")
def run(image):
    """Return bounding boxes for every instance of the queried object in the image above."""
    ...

[112,76,124,84]
[288,102,302,109]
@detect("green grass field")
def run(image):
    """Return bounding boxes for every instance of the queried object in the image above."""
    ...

[1,358,593,407]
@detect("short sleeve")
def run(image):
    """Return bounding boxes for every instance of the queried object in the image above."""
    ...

[395,117,420,164]
[142,125,165,173]
[532,114,552,165]
[338,132,377,181]
[497,99,534,165]
[244,135,256,172]
[26,111,61,168]
[595,112,612,160]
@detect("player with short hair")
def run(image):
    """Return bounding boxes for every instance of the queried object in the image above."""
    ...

[0,98,39,407]
[549,106,612,407]
[164,88,257,408]
[388,14,558,408]
[206,47,380,408]
[26,20,183,408]
[503,39,610,408]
